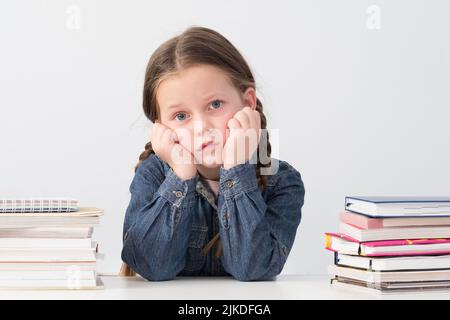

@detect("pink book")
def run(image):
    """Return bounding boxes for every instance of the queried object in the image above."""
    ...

[325,232,450,257]
[340,211,450,230]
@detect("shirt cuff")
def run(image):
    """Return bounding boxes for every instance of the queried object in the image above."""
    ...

[157,168,199,207]
[219,161,259,199]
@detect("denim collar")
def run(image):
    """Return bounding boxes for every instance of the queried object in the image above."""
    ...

[196,178,218,211]
[158,155,218,210]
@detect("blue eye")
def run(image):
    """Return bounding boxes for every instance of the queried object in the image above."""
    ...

[175,112,189,121]
[209,99,223,110]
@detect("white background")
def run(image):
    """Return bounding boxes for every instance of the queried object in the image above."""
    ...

[0,0,449,275]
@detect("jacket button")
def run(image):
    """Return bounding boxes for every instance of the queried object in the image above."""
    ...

[225,180,235,188]
[174,191,183,198]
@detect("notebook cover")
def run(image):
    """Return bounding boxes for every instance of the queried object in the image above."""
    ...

[346,196,450,204]
[325,232,450,256]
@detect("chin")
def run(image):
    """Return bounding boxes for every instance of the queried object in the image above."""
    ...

[196,158,223,169]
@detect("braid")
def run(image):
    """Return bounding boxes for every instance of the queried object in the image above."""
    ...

[134,140,156,173]
[255,98,272,191]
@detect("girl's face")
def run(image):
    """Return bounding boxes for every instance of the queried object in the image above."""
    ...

[156,64,256,168]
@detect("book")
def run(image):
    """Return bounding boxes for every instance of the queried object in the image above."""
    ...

[0,207,103,228]
[331,277,450,294]
[339,222,450,242]
[0,217,100,228]
[325,232,450,256]
[340,210,450,229]
[0,270,96,280]
[0,262,97,272]
[0,249,97,262]
[0,198,78,213]
[334,252,450,271]
[328,264,450,283]
[0,278,101,290]
[345,196,450,218]
[0,227,93,239]
[0,238,93,249]
[0,207,102,218]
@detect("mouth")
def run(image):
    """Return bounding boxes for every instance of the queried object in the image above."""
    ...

[201,141,214,150]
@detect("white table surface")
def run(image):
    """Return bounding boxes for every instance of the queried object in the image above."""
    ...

[0,274,449,300]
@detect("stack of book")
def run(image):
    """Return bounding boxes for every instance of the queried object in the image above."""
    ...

[0,198,103,290]
[325,196,450,294]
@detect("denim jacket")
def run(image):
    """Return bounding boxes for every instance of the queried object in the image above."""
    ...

[121,154,305,281]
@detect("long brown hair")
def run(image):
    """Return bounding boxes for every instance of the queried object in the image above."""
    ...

[120,26,272,276]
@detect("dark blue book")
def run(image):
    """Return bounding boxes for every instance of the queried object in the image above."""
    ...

[345,196,450,218]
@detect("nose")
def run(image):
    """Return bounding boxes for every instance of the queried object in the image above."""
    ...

[191,115,217,152]
[193,114,214,137]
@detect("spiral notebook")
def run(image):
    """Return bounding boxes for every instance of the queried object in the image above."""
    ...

[0,198,78,213]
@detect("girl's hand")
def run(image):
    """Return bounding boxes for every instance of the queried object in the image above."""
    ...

[150,122,197,180]
[222,106,261,170]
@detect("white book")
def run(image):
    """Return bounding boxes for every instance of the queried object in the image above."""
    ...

[328,264,450,283]
[0,215,101,229]
[331,277,450,295]
[0,278,101,290]
[0,227,93,238]
[0,207,103,217]
[335,253,450,271]
[339,222,450,242]
[0,249,97,262]
[0,262,96,272]
[0,238,93,249]
[0,220,99,228]
[0,270,96,280]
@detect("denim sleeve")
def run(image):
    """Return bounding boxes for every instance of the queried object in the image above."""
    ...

[121,157,198,281]
[217,161,305,281]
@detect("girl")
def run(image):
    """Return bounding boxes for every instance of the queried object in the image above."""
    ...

[120,26,305,281]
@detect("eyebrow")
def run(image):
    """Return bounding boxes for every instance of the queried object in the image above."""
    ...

[165,92,224,111]
[166,103,184,110]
